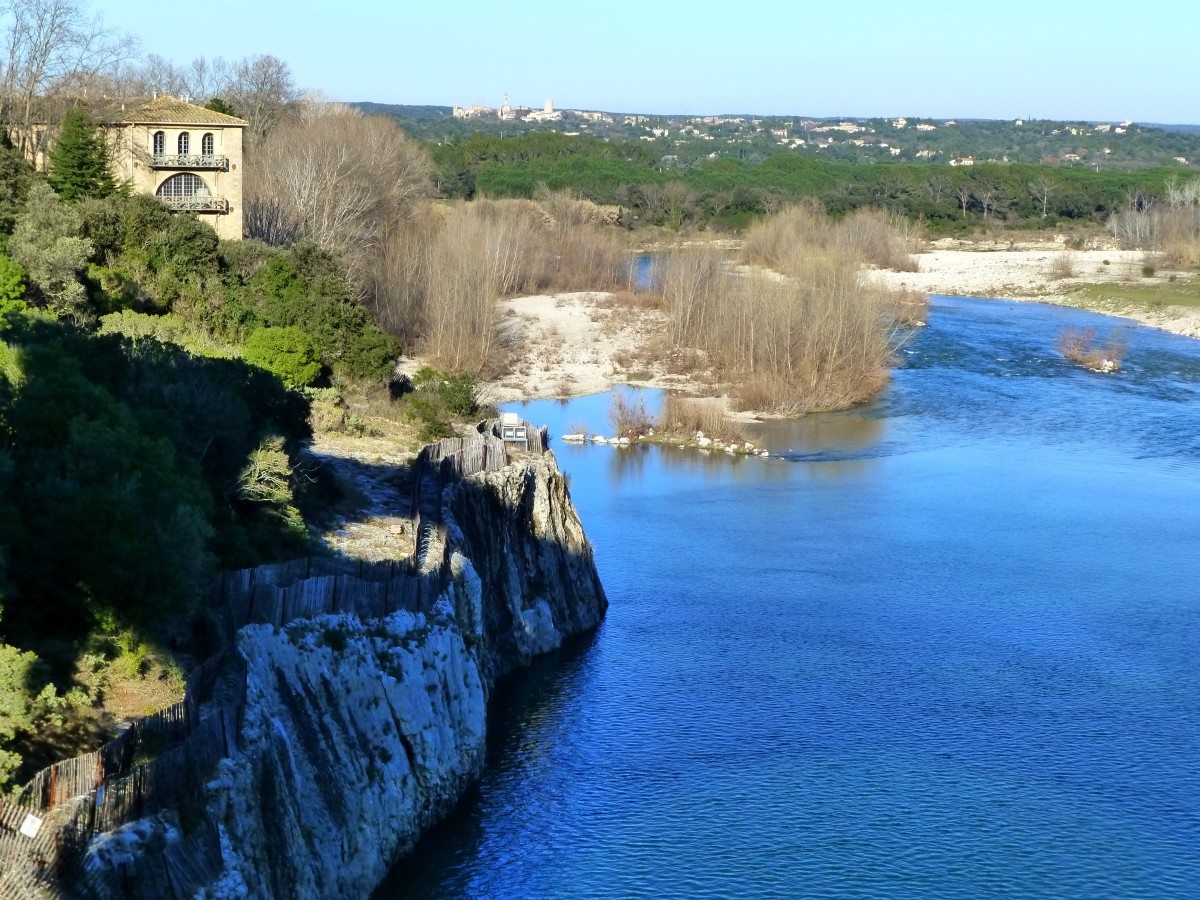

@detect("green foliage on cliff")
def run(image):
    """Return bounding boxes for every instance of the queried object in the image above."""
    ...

[0,122,422,786]
[0,255,26,314]
[403,367,483,441]
[0,314,313,644]
[244,326,321,388]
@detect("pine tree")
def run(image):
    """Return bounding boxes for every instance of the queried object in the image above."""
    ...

[46,108,117,202]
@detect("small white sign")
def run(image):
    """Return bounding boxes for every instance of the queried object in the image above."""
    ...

[18,813,43,838]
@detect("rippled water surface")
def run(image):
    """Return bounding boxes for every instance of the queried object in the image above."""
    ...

[381,297,1200,899]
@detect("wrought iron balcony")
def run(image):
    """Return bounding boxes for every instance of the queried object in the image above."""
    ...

[159,195,228,213]
[150,154,229,170]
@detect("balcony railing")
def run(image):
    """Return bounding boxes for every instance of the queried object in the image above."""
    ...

[159,195,228,213]
[150,154,229,170]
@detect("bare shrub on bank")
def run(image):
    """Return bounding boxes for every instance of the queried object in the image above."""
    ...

[1046,251,1078,280]
[533,189,630,292]
[742,203,920,273]
[886,289,930,326]
[608,393,654,438]
[1058,327,1127,372]
[1107,178,1200,267]
[657,244,892,414]
[422,202,544,373]
[370,194,631,374]
[835,208,922,272]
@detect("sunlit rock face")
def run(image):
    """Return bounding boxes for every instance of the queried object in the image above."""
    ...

[208,605,487,899]
[80,446,607,899]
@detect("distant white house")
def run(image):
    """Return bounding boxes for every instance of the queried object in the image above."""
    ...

[949,156,975,166]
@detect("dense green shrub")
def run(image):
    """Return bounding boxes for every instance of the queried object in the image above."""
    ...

[7,184,94,323]
[0,254,26,314]
[243,325,321,388]
[0,313,313,643]
[403,367,482,440]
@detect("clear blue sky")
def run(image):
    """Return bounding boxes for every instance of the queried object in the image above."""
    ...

[101,0,1199,123]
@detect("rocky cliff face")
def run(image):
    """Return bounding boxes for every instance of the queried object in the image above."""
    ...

[446,452,608,685]
[83,446,607,898]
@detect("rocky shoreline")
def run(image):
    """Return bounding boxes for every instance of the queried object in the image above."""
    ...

[71,428,607,899]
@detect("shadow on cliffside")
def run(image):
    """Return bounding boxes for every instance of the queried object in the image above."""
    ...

[371,627,601,899]
[445,458,609,686]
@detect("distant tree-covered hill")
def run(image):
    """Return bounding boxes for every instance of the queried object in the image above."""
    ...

[368,101,1200,173]
[1143,123,1200,136]
[354,102,452,120]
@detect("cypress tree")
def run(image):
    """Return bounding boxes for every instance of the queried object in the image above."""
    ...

[47,109,117,202]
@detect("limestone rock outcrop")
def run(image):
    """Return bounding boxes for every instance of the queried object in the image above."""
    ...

[79,435,606,899]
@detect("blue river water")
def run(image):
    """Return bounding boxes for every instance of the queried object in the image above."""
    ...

[380,296,1200,899]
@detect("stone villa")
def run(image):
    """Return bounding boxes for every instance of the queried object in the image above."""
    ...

[14,95,246,240]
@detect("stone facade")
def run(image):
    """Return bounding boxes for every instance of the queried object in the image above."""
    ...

[18,95,247,241]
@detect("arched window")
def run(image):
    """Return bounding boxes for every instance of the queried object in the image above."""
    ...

[152,131,165,155]
[201,132,214,156]
[178,132,190,154]
[156,173,210,198]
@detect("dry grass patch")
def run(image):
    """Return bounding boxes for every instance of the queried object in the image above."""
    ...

[657,395,748,444]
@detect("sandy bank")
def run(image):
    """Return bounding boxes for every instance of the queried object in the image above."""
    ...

[474,244,1200,406]
[868,244,1200,339]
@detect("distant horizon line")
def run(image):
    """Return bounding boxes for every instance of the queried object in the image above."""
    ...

[350,102,1196,128]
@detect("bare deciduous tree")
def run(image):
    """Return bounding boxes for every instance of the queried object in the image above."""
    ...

[955,184,972,218]
[0,0,134,147]
[978,185,997,224]
[1029,177,1053,219]
[224,54,297,151]
[925,174,952,205]
[245,101,434,278]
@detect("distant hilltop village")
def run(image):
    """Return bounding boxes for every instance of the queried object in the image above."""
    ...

[453,94,614,124]
[407,103,1195,170]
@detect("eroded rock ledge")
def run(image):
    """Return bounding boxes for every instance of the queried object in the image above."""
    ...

[77,426,606,899]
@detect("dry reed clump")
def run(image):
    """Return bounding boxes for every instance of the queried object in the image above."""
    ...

[608,393,655,438]
[741,203,920,273]
[887,290,930,327]
[366,193,631,376]
[1046,251,1078,280]
[1058,327,1127,372]
[657,244,892,414]
[657,395,748,444]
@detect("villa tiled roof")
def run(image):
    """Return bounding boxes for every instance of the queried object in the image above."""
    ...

[112,95,246,127]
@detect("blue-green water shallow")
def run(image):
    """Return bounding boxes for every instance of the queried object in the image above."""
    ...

[380,296,1200,899]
